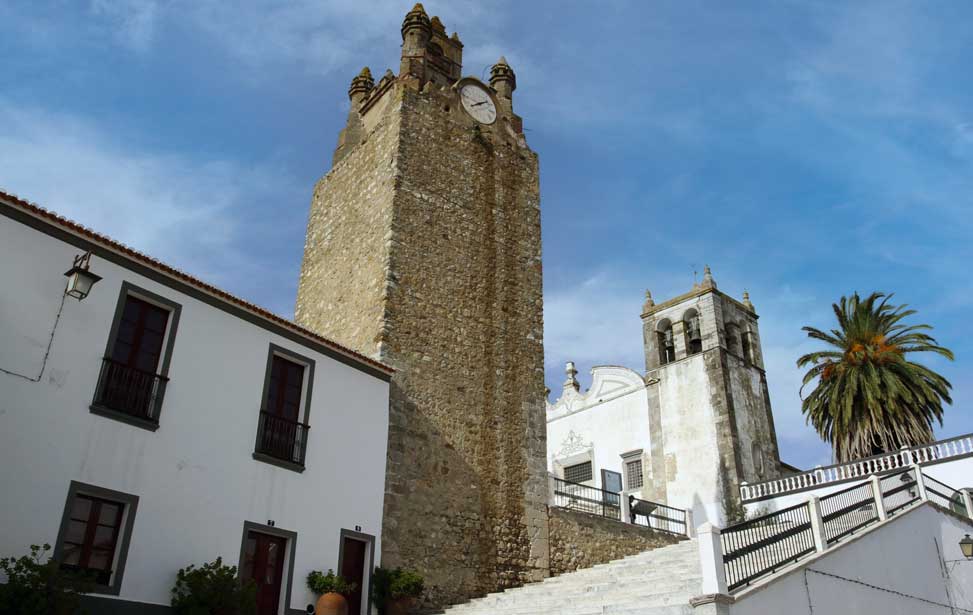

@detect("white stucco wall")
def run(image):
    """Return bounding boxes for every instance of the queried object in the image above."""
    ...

[546,366,650,496]
[653,354,727,526]
[0,212,390,613]
[731,504,973,615]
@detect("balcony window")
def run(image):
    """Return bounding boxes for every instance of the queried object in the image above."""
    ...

[254,345,315,472]
[91,283,180,431]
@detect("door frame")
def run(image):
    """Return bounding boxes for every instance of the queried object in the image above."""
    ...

[238,521,298,615]
[337,529,375,615]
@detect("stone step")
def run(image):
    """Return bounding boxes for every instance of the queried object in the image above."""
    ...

[440,539,701,615]
[502,575,700,598]
[447,602,694,615]
[467,586,696,611]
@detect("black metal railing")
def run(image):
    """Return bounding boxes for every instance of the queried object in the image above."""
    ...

[628,496,687,535]
[255,411,309,466]
[880,469,920,516]
[923,473,965,514]
[551,477,621,521]
[92,357,168,422]
[721,501,816,592]
[820,481,878,545]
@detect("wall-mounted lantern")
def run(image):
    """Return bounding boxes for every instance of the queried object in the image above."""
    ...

[961,534,973,560]
[64,252,101,301]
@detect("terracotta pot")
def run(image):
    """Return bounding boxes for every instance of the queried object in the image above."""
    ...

[315,592,348,615]
[387,596,414,615]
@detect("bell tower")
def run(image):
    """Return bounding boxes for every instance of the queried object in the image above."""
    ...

[295,4,548,609]
[640,267,782,525]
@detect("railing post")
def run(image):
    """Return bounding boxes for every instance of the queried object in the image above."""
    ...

[870,475,887,521]
[961,488,973,520]
[621,494,632,524]
[696,523,729,596]
[685,508,695,538]
[547,473,557,506]
[910,461,929,502]
[808,497,827,553]
[900,445,912,468]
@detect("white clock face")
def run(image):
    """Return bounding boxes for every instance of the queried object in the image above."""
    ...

[459,84,497,124]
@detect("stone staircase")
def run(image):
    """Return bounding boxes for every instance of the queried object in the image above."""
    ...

[440,539,701,615]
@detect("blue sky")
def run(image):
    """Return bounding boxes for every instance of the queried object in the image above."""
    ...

[2,1,970,470]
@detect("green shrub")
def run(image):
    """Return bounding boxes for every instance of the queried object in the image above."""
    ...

[170,557,256,615]
[371,567,424,613]
[389,569,423,599]
[306,569,357,596]
[0,543,94,615]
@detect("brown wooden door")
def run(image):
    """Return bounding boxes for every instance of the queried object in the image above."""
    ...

[242,531,287,615]
[340,537,367,615]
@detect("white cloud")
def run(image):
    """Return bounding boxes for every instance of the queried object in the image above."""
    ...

[85,0,503,79]
[0,99,303,316]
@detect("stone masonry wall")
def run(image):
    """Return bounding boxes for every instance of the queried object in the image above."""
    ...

[295,102,399,354]
[296,80,549,611]
[548,508,681,576]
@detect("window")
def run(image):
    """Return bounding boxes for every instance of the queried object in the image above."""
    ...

[741,330,752,365]
[625,459,644,489]
[254,345,315,471]
[54,482,138,595]
[657,319,675,365]
[91,283,180,430]
[725,323,741,357]
[684,309,702,355]
[60,494,122,585]
[563,461,593,484]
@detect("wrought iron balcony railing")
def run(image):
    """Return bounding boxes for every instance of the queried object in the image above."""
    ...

[255,410,309,466]
[92,357,168,422]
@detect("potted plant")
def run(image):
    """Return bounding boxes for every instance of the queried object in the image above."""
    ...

[371,567,424,615]
[307,569,357,615]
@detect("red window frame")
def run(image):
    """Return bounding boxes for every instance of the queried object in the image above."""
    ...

[110,295,170,374]
[59,494,124,585]
[265,355,306,421]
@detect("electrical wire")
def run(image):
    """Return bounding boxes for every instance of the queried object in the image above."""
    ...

[806,567,973,613]
[0,286,68,383]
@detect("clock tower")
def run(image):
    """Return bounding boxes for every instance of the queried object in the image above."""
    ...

[295,4,549,609]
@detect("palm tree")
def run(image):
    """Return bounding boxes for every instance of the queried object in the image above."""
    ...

[797,292,953,462]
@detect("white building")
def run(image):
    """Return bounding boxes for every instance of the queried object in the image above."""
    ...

[0,191,393,615]
[547,269,788,527]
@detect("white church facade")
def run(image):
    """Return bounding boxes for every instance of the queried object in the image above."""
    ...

[547,267,792,526]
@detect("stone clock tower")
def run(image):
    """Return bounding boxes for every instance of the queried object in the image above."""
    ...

[295,4,549,608]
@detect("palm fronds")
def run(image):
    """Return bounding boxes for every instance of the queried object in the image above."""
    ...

[797,292,953,462]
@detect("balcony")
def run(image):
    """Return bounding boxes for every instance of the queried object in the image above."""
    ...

[254,410,309,471]
[91,357,168,429]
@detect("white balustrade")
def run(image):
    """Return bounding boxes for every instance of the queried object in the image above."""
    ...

[742,433,973,502]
